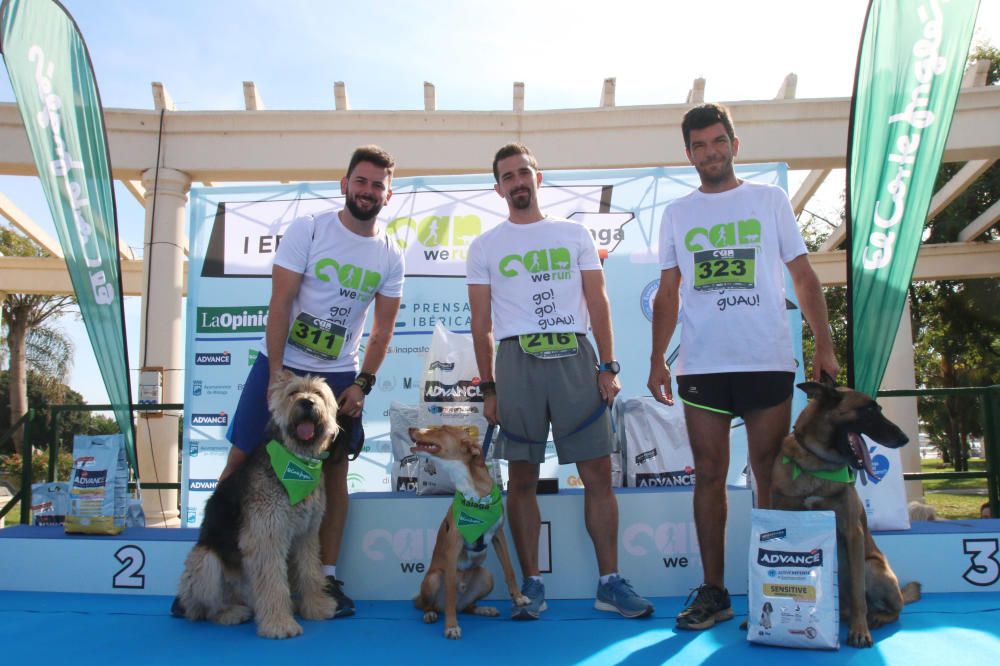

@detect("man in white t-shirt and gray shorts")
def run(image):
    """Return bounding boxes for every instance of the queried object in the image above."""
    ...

[467,143,653,620]
[647,104,838,631]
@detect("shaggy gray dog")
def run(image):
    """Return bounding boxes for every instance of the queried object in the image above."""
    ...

[174,372,340,638]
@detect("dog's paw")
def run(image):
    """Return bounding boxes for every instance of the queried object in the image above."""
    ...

[423,610,438,623]
[444,624,462,639]
[257,616,304,639]
[214,604,253,625]
[297,594,337,621]
[471,605,500,617]
[847,624,873,648]
[512,593,530,607]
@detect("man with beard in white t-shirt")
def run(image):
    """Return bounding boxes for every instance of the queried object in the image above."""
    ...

[647,104,838,631]
[467,143,653,620]
[217,145,405,618]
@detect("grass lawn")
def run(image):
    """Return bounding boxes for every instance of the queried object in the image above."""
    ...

[920,458,991,520]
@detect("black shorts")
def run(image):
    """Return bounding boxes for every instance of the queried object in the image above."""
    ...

[677,371,794,418]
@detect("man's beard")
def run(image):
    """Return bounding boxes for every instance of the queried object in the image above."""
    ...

[346,192,384,221]
[696,157,735,186]
[509,187,533,210]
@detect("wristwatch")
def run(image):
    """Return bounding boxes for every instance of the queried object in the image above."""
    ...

[353,372,376,395]
[597,361,621,375]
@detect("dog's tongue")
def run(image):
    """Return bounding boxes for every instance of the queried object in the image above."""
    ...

[849,432,876,479]
[296,422,316,441]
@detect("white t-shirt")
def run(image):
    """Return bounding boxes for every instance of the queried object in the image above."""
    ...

[466,217,602,340]
[659,181,807,375]
[261,210,405,372]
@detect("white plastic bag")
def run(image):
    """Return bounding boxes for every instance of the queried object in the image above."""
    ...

[854,435,910,530]
[619,397,695,488]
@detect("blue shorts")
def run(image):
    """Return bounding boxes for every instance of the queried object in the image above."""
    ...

[227,353,364,455]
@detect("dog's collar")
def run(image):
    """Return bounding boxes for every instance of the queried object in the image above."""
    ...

[266,440,325,505]
[452,483,503,545]
[781,455,856,484]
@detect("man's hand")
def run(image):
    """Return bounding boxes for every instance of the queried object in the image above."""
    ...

[483,393,498,425]
[812,346,840,382]
[338,383,365,418]
[597,371,620,405]
[647,360,674,406]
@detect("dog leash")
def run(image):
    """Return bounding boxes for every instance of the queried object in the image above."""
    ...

[482,423,496,460]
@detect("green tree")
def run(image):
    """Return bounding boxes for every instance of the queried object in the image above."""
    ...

[1,227,76,454]
[907,42,1000,470]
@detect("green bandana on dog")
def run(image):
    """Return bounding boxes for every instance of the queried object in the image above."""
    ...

[782,455,856,484]
[266,440,325,505]
[452,483,503,544]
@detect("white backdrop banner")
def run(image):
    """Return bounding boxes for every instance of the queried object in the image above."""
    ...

[182,165,808,525]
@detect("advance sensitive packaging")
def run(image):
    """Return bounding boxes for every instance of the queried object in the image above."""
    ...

[65,434,129,535]
[747,508,839,650]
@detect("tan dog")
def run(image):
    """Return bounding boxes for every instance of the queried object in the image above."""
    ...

[409,425,529,639]
[771,376,921,648]
[173,373,341,638]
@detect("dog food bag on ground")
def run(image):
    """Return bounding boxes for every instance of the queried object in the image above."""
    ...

[747,508,839,650]
[65,434,128,535]
[31,481,71,526]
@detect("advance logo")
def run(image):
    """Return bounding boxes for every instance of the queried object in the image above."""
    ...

[635,468,696,487]
[195,351,231,366]
[189,479,218,492]
[191,412,229,427]
[423,380,484,403]
[757,548,824,568]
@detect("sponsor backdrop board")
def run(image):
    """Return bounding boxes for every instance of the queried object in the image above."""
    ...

[2,509,998,598]
[183,165,806,524]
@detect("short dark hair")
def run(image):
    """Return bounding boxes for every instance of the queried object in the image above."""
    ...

[681,103,736,151]
[492,143,538,182]
[347,145,395,180]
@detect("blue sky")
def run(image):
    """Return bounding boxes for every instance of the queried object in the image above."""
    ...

[1,0,998,404]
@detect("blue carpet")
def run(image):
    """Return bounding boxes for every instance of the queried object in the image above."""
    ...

[1,591,997,664]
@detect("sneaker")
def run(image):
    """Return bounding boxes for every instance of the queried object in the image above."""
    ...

[595,575,654,618]
[512,578,547,620]
[324,576,356,618]
[675,584,733,630]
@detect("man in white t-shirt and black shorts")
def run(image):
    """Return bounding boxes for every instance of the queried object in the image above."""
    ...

[647,104,838,630]
[218,145,405,617]
[467,143,653,620]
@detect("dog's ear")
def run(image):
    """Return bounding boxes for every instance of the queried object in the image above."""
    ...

[797,381,842,405]
[819,371,838,387]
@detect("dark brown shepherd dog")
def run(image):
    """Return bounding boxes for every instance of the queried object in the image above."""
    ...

[770,375,921,648]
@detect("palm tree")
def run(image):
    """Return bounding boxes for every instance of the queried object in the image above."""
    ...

[1,227,76,454]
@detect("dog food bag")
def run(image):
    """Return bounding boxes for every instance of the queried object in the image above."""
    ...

[65,434,129,535]
[415,324,502,494]
[619,397,695,488]
[747,508,839,650]
[31,481,71,526]
[389,402,420,492]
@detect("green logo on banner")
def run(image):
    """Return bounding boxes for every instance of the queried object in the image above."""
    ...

[1,0,136,474]
[848,0,980,396]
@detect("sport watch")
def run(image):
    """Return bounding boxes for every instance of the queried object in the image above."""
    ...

[353,372,376,395]
[598,361,621,375]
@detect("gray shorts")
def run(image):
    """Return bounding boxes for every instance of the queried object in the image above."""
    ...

[494,334,613,465]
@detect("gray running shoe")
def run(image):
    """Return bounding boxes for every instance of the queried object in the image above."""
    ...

[512,578,547,620]
[594,575,654,618]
